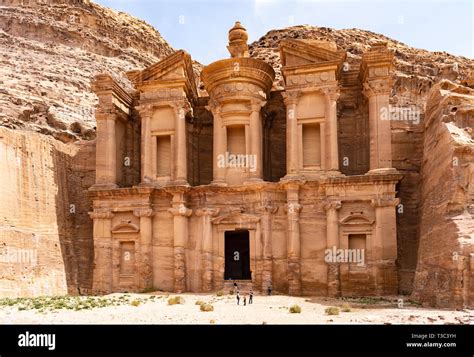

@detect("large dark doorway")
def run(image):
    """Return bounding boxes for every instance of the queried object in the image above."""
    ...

[224,230,251,280]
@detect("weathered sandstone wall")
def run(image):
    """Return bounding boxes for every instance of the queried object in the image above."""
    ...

[411,81,474,308]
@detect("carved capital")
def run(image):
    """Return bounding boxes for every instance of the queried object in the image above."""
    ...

[171,100,193,119]
[371,196,399,208]
[363,79,392,97]
[133,208,155,218]
[168,204,193,217]
[282,90,301,106]
[324,200,342,211]
[249,99,266,112]
[284,203,302,215]
[256,202,279,215]
[195,207,220,217]
[89,209,114,220]
[205,98,221,116]
[320,86,341,102]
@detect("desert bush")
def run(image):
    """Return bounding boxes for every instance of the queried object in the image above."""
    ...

[289,304,301,313]
[341,303,352,312]
[168,296,185,305]
[216,291,224,297]
[325,307,340,315]
[200,303,214,312]
[131,299,141,307]
[195,300,205,306]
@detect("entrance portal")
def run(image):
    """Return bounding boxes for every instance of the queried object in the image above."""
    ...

[224,230,251,280]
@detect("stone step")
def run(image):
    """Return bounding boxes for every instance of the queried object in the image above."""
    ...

[223,280,254,293]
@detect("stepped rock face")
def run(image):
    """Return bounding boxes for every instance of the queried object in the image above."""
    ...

[0,0,174,140]
[250,26,473,295]
[411,81,474,308]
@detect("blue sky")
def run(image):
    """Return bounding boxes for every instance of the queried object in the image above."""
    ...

[95,0,473,65]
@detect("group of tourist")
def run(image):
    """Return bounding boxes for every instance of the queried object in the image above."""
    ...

[233,282,272,306]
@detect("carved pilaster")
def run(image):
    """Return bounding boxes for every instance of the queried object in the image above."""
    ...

[284,201,302,295]
[195,207,219,292]
[363,78,394,171]
[168,202,192,293]
[133,207,155,290]
[282,90,301,176]
[89,209,114,294]
[256,202,279,292]
[321,85,340,171]
[324,199,342,297]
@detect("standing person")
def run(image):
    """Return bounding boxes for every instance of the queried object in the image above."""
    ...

[233,281,238,294]
[236,291,240,305]
[267,286,272,296]
[249,289,253,304]
[243,295,247,306]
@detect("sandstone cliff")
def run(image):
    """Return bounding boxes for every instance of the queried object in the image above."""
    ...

[0,0,174,141]
[411,80,474,307]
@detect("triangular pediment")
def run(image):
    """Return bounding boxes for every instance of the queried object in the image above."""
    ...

[128,50,197,100]
[141,50,193,82]
[280,39,346,68]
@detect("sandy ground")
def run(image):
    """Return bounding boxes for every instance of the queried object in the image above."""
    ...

[0,293,472,325]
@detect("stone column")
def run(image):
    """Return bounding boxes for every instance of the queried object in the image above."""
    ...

[324,200,342,297]
[139,107,154,185]
[371,196,399,295]
[173,104,188,185]
[211,106,227,185]
[282,91,300,177]
[322,86,340,172]
[89,209,114,294]
[284,183,302,295]
[363,79,393,171]
[248,100,265,181]
[195,208,220,292]
[257,202,278,292]
[94,109,117,188]
[133,207,155,290]
[168,193,192,293]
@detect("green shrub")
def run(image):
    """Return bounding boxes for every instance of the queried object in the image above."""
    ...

[216,291,224,297]
[200,303,214,312]
[195,300,205,306]
[325,307,340,315]
[168,296,185,305]
[341,303,352,312]
[289,304,301,313]
[131,299,141,307]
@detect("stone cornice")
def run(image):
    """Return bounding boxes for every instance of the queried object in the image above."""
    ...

[91,74,133,113]
[371,196,400,208]
[88,208,114,219]
[360,42,394,83]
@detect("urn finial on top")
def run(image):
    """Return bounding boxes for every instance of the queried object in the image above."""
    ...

[227,21,249,58]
